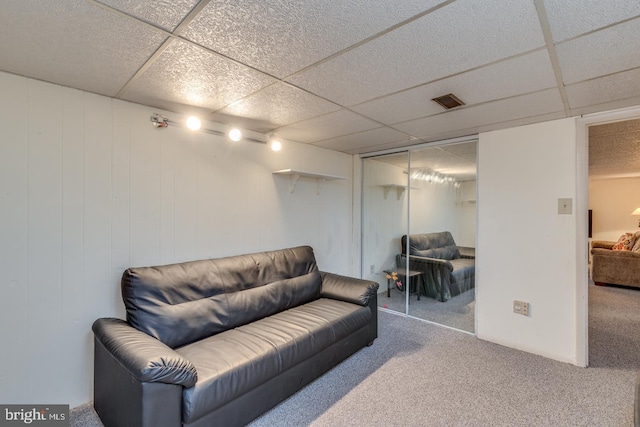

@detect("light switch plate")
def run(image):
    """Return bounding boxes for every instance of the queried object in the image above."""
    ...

[558,198,572,214]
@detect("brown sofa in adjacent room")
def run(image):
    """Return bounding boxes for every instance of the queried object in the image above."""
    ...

[591,232,640,288]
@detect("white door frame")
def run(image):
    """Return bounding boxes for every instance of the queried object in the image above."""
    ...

[575,105,640,367]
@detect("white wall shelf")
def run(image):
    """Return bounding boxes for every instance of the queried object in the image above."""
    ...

[380,184,418,200]
[273,169,348,194]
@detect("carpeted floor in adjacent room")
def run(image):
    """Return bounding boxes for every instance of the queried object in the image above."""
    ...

[70,283,640,426]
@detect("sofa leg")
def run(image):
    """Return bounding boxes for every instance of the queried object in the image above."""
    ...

[367,340,375,347]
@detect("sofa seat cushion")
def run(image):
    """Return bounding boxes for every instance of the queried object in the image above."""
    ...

[449,258,475,275]
[449,258,475,284]
[176,298,371,423]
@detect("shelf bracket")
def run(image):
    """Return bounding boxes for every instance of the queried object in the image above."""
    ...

[273,169,347,194]
[288,173,301,193]
[382,185,406,200]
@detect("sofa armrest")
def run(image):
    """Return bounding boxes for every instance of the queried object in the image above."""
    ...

[591,240,617,251]
[457,246,475,259]
[320,271,378,306]
[407,255,454,272]
[92,318,197,387]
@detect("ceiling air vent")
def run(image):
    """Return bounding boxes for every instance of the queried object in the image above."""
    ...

[432,93,465,110]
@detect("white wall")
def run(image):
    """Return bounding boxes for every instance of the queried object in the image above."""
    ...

[456,180,477,247]
[409,177,459,239]
[361,159,408,289]
[477,118,579,364]
[361,158,460,291]
[589,177,640,241]
[0,72,355,407]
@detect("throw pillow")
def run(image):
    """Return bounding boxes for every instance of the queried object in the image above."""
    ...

[612,232,635,251]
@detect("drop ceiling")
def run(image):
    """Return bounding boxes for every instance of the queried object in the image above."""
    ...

[1,0,640,155]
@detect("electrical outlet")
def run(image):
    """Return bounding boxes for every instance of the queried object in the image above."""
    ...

[370,264,375,274]
[513,300,529,316]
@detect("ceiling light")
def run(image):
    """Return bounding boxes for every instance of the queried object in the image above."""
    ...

[270,140,283,152]
[228,128,242,142]
[432,93,465,110]
[151,113,169,128]
[186,116,201,131]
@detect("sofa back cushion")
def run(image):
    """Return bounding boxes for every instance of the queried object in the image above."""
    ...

[401,232,458,257]
[121,246,321,348]
[415,245,461,260]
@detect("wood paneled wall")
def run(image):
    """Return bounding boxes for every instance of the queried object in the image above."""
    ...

[0,72,354,406]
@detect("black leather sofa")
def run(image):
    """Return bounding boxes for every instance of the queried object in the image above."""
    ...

[92,246,378,427]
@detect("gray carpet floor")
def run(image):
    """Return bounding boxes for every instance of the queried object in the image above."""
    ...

[379,287,475,333]
[71,284,640,426]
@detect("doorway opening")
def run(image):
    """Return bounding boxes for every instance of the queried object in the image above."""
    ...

[576,105,640,367]
[587,117,640,369]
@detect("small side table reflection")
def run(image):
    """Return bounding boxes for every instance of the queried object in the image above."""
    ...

[383,269,425,300]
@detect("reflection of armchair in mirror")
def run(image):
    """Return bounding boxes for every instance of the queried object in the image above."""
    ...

[396,232,475,302]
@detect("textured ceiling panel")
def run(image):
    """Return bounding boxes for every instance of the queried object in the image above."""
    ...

[0,0,167,96]
[590,118,640,137]
[312,127,409,152]
[274,110,380,143]
[590,119,640,177]
[3,0,640,155]
[95,0,199,31]
[542,0,640,42]
[351,49,556,125]
[395,89,564,138]
[349,139,423,155]
[121,39,276,111]
[287,0,545,106]
[217,83,341,129]
[556,18,640,84]
[181,0,446,78]
[566,67,640,109]
[408,143,477,181]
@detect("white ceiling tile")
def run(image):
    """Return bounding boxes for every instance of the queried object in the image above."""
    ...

[181,0,447,78]
[351,49,556,124]
[542,0,640,42]
[287,0,545,106]
[566,67,640,109]
[394,89,564,138]
[347,138,424,155]
[312,127,409,152]
[274,110,380,143]
[217,83,341,128]
[556,18,640,84]
[0,0,167,96]
[121,39,276,111]
[97,0,199,32]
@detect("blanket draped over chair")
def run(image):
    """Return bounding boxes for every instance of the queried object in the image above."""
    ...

[397,232,475,302]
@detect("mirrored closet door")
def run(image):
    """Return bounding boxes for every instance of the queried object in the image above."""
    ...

[361,151,409,315]
[362,140,477,333]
